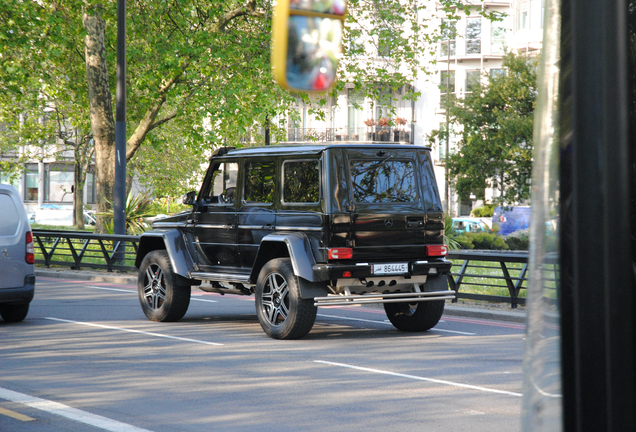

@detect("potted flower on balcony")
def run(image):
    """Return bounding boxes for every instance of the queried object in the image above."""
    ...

[364,119,376,141]
[378,117,391,141]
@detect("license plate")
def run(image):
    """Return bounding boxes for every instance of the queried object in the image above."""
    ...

[371,262,408,275]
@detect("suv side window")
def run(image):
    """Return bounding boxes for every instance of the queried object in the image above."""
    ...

[350,159,417,203]
[201,162,238,204]
[282,160,320,204]
[244,160,276,204]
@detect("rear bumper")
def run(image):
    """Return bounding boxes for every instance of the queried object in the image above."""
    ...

[0,275,35,304]
[314,289,456,306]
[312,259,452,281]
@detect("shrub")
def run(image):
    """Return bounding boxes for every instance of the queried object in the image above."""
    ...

[471,204,496,218]
[453,232,510,250]
[505,232,529,250]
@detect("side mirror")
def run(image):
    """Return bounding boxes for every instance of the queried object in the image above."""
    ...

[182,191,196,205]
[271,0,346,92]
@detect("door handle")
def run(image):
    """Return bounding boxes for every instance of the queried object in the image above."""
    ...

[263,224,275,231]
[406,218,424,228]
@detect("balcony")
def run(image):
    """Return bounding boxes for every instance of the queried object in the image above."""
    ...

[285,127,412,144]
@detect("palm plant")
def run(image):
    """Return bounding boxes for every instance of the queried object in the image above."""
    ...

[97,192,154,235]
[444,213,461,250]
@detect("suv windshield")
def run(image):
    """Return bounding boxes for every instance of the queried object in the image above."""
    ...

[350,159,417,203]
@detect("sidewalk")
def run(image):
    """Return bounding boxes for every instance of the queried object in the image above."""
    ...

[35,268,527,324]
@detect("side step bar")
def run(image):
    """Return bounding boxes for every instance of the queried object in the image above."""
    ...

[313,290,456,307]
[189,272,251,284]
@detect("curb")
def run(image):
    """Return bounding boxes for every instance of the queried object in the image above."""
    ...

[35,268,527,324]
[36,268,137,285]
[444,304,526,324]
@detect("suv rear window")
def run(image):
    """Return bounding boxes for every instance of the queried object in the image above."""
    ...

[350,159,417,203]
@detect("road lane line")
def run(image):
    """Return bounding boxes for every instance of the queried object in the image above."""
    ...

[318,313,392,325]
[317,314,476,335]
[45,317,224,346]
[89,286,136,293]
[430,328,476,335]
[0,405,35,421]
[313,360,522,397]
[0,387,152,431]
[88,286,218,303]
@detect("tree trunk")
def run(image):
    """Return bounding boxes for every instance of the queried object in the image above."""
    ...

[83,7,115,233]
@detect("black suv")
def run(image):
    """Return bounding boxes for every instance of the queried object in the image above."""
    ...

[135,144,454,339]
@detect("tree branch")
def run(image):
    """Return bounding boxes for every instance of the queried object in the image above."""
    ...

[216,0,263,32]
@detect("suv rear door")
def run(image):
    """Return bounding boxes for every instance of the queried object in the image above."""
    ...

[345,147,428,261]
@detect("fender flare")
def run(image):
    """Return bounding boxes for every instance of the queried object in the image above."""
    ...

[135,229,197,281]
[250,232,328,299]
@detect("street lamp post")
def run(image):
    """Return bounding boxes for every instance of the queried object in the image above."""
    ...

[114,0,126,238]
[113,0,127,267]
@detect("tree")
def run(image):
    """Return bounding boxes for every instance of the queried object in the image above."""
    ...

[430,53,538,206]
[2,0,491,231]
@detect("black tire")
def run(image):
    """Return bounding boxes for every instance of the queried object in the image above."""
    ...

[138,250,191,322]
[255,258,317,340]
[384,300,445,332]
[0,303,29,323]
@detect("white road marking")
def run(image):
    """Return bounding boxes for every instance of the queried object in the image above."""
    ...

[88,286,217,302]
[45,317,223,346]
[89,286,135,293]
[190,298,219,303]
[430,328,476,336]
[313,360,522,397]
[318,313,392,326]
[317,314,476,335]
[0,387,153,432]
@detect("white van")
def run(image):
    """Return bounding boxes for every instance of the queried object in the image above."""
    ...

[0,184,36,322]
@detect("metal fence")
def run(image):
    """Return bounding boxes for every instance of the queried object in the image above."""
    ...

[33,230,140,272]
[33,230,552,307]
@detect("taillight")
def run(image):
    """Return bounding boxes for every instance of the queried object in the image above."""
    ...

[426,244,448,257]
[328,248,353,259]
[26,231,35,264]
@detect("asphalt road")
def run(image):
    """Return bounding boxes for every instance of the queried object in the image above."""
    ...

[0,277,526,432]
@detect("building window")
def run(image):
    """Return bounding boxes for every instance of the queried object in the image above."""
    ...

[86,171,97,204]
[25,170,38,202]
[45,169,74,202]
[347,89,365,137]
[440,70,456,95]
[378,27,395,58]
[440,20,456,57]
[490,68,505,79]
[466,17,482,54]
[0,172,20,190]
[346,29,363,56]
[466,70,481,93]
[518,0,529,30]
[438,122,459,160]
[491,17,509,55]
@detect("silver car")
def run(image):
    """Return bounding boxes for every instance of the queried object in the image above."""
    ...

[0,184,35,322]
